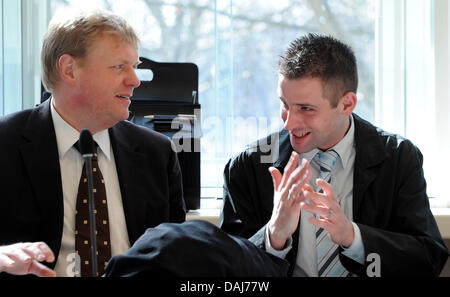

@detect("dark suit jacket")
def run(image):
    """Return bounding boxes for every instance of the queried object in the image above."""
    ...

[104,220,290,277]
[220,114,449,276]
[0,99,186,269]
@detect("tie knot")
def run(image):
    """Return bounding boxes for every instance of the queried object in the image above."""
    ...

[315,149,339,173]
[73,140,99,157]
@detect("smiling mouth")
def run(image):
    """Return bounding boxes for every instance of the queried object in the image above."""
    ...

[292,131,311,138]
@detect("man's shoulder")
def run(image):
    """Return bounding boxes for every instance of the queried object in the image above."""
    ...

[353,114,419,157]
[0,104,45,137]
[0,106,37,125]
[227,129,289,169]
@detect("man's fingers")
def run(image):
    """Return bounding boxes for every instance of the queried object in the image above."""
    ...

[288,181,303,200]
[35,242,55,263]
[22,244,44,262]
[280,152,299,188]
[17,242,54,264]
[0,242,56,277]
[316,179,336,199]
[269,167,282,192]
[28,260,56,277]
[303,189,331,208]
[284,159,311,193]
[8,249,32,264]
[308,216,331,230]
[302,183,314,192]
[287,176,311,203]
[0,254,15,270]
[301,201,331,219]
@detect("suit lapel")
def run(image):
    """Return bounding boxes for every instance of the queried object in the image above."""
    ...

[109,123,150,245]
[19,100,64,260]
[352,114,387,220]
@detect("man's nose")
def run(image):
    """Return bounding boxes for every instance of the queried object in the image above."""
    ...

[126,68,141,88]
[283,109,296,131]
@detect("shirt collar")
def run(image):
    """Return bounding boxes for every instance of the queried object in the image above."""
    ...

[50,98,112,160]
[301,148,320,163]
[300,115,355,169]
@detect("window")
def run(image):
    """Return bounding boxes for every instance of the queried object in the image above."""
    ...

[377,0,450,207]
[1,0,22,115]
[2,0,448,207]
[0,0,49,115]
[49,0,376,199]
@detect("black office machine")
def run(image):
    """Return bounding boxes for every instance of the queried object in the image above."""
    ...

[129,57,201,210]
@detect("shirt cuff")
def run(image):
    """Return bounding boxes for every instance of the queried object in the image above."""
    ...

[264,226,292,259]
[341,222,365,264]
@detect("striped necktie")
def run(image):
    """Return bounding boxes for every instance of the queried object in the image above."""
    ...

[314,150,351,277]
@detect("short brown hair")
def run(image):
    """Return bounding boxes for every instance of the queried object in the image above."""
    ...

[279,34,358,107]
[41,9,140,92]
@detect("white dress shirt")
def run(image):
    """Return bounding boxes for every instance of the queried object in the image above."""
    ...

[265,115,365,276]
[50,100,130,277]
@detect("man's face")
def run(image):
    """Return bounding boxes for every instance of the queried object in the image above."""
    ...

[73,33,141,129]
[278,75,350,153]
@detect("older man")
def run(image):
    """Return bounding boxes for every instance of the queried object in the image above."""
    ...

[0,10,185,277]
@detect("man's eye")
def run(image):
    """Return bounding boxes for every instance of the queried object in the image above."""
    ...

[113,65,124,70]
[301,106,313,111]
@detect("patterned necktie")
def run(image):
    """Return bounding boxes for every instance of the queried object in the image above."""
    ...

[74,142,111,277]
[313,150,351,277]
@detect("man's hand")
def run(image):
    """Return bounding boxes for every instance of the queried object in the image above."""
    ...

[301,179,354,247]
[0,242,56,277]
[267,152,311,250]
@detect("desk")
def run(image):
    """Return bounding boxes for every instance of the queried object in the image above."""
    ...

[432,208,450,238]
[187,208,221,226]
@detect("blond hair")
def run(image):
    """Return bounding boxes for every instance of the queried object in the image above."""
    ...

[41,9,140,92]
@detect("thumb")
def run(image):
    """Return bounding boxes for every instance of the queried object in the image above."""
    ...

[268,167,282,192]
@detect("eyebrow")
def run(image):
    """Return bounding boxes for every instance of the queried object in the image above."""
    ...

[279,97,317,108]
[116,60,142,67]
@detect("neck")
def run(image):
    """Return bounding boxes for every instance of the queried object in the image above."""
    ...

[52,94,105,135]
[319,115,351,151]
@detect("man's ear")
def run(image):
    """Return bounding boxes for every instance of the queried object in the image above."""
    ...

[58,54,77,87]
[339,92,357,115]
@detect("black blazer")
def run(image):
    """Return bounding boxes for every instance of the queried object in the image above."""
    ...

[220,114,449,276]
[0,100,186,269]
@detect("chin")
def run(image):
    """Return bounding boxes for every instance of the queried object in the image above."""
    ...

[115,109,130,122]
[290,142,313,154]
[289,136,313,154]
[121,111,130,121]
[105,114,129,129]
